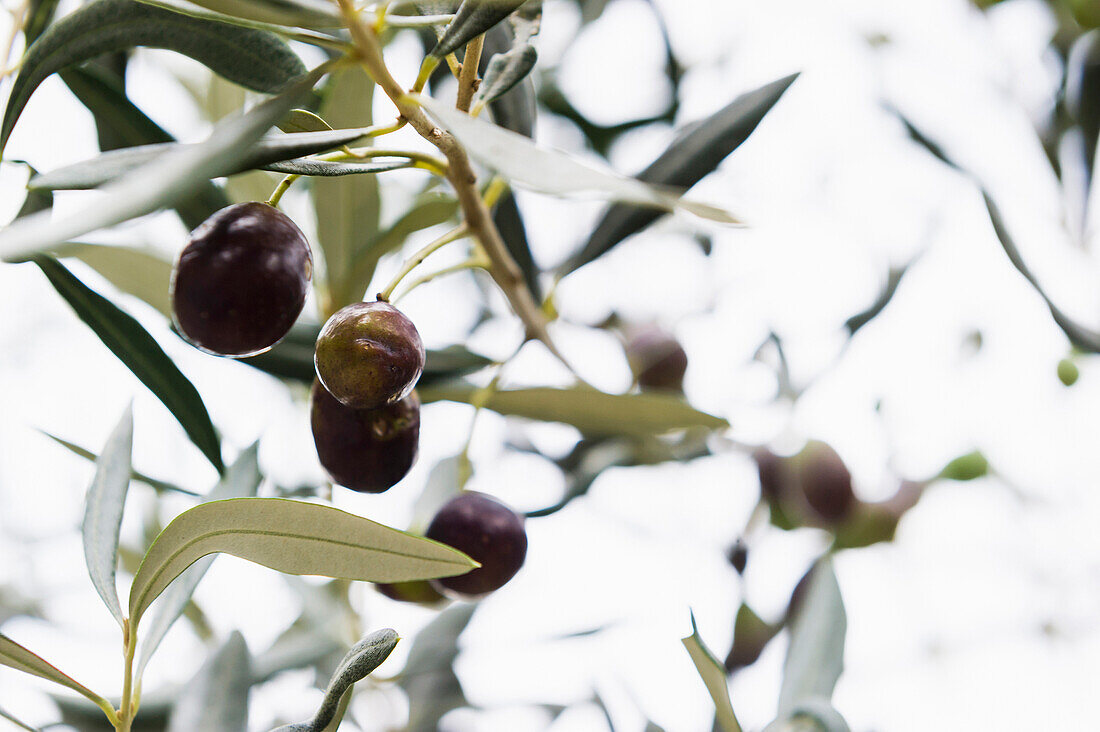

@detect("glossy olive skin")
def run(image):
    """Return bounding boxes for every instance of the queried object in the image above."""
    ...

[171,202,312,357]
[625,326,688,392]
[310,380,420,493]
[425,492,527,599]
[314,301,425,410]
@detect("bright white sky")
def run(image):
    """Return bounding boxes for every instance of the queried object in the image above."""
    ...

[2,0,1099,730]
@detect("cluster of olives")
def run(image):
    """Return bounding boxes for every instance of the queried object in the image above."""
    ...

[171,203,527,599]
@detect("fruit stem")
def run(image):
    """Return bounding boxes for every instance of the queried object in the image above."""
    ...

[378,224,469,301]
[116,620,137,732]
[393,252,490,302]
[266,174,298,208]
[455,34,483,113]
[335,0,579,376]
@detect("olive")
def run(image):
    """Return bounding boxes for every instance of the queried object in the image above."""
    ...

[310,380,420,493]
[624,326,688,392]
[753,442,855,528]
[425,492,527,599]
[171,202,312,357]
[314,300,425,410]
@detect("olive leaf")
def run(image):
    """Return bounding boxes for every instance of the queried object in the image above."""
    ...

[0,65,326,263]
[399,604,476,732]
[135,444,263,680]
[39,429,195,496]
[82,404,135,628]
[564,73,798,273]
[57,64,230,230]
[430,0,526,58]
[763,698,851,732]
[278,108,334,134]
[263,158,413,177]
[681,612,743,732]
[29,128,382,190]
[418,382,729,436]
[0,634,111,712]
[24,0,60,44]
[413,94,740,224]
[937,450,989,482]
[268,629,400,732]
[28,256,225,474]
[166,632,251,732]
[778,559,846,716]
[127,498,478,628]
[171,0,343,29]
[472,2,541,109]
[50,242,174,319]
[0,0,307,156]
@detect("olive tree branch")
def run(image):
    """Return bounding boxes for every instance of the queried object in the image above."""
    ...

[455,33,483,113]
[335,0,572,369]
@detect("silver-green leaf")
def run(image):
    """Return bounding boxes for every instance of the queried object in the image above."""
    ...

[29,128,380,191]
[128,498,477,628]
[778,560,846,716]
[413,94,740,223]
[419,382,729,436]
[0,634,111,711]
[268,629,400,732]
[174,0,343,28]
[166,632,251,732]
[431,0,524,58]
[1,0,306,155]
[82,403,134,628]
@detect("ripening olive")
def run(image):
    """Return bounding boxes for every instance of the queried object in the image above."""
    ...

[753,441,856,528]
[310,379,420,493]
[171,202,312,357]
[624,326,688,392]
[314,300,425,410]
[425,492,527,599]
[375,579,446,605]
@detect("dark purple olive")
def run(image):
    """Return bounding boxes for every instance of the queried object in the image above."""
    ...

[795,441,856,524]
[310,380,420,493]
[314,300,425,410]
[425,492,527,599]
[625,326,688,392]
[171,202,312,357]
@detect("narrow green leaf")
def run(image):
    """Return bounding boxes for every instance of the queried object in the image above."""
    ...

[51,242,174,319]
[419,382,729,436]
[166,632,251,732]
[24,0,60,45]
[0,634,110,711]
[134,0,348,50]
[0,65,326,263]
[492,191,541,302]
[29,256,224,473]
[82,404,134,628]
[567,73,797,273]
[480,23,536,138]
[135,444,263,679]
[177,0,342,28]
[765,698,852,732]
[312,64,380,310]
[413,94,740,224]
[431,0,525,58]
[1,0,306,155]
[778,559,846,716]
[682,612,743,732]
[39,429,195,496]
[128,498,477,627]
[399,604,475,732]
[269,629,400,732]
[29,128,380,191]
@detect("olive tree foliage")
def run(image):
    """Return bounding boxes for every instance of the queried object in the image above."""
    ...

[2,0,1088,729]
